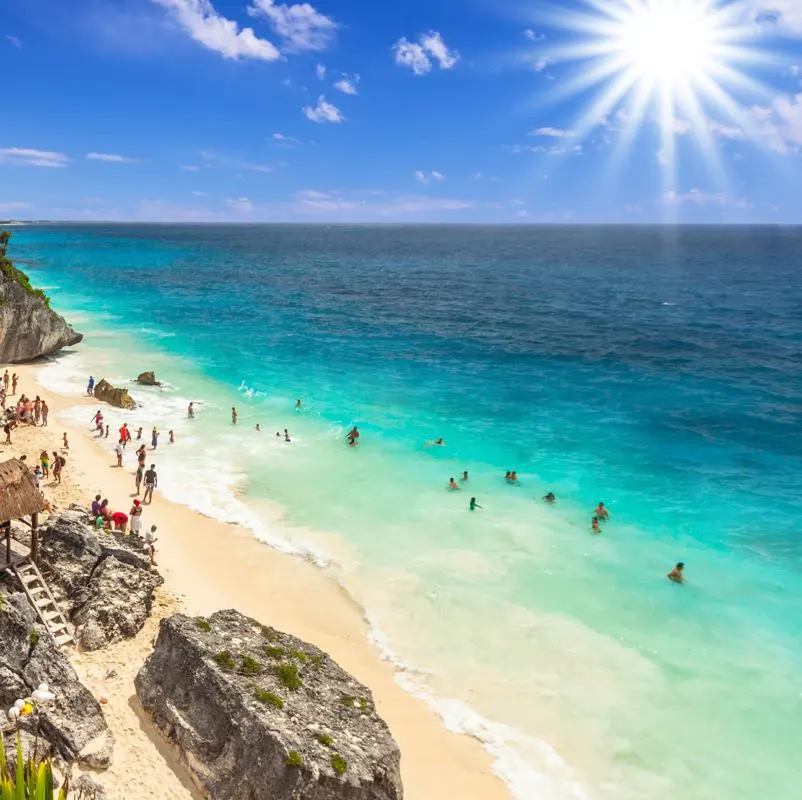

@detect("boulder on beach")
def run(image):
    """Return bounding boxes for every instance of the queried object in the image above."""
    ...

[93,378,136,410]
[0,593,114,768]
[135,609,404,800]
[39,510,163,650]
[136,371,161,387]
[0,230,82,362]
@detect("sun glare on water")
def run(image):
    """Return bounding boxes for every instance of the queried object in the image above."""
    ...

[538,0,771,168]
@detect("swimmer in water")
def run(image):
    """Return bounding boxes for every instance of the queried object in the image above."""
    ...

[461,471,469,481]
[347,426,359,446]
[469,497,482,511]
[284,428,291,442]
[188,402,195,418]
[255,424,261,432]
[591,516,601,534]
[231,407,238,425]
[509,470,519,483]
[448,477,460,490]
[429,437,445,446]
[504,471,511,481]
[595,502,609,521]
[543,492,556,503]
[667,563,685,584]
[295,399,302,411]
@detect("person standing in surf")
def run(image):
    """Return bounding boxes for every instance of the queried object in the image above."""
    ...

[143,464,158,504]
[347,425,359,446]
[231,407,238,425]
[151,426,159,449]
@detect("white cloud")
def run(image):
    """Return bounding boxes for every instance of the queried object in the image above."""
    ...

[181,164,200,171]
[226,196,256,213]
[393,31,458,76]
[154,0,280,61]
[746,0,802,36]
[0,201,30,213]
[5,35,21,48]
[530,127,575,138]
[0,148,69,167]
[200,150,272,171]
[414,170,446,184]
[334,74,359,95]
[663,189,729,206]
[508,143,582,156]
[523,29,545,41]
[789,64,800,76]
[294,189,472,216]
[272,132,300,145]
[86,152,138,163]
[303,95,344,123]
[315,62,326,79]
[247,0,337,52]
[533,58,549,72]
[657,148,671,167]
[750,93,802,153]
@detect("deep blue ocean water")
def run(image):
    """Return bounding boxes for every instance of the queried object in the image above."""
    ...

[9,224,802,799]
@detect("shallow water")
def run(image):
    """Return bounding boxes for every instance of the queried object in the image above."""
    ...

[12,224,802,799]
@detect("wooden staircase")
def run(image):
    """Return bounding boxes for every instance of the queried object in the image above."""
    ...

[12,558,75,648]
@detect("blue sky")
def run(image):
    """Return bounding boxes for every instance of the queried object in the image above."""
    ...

[1,0,802,222]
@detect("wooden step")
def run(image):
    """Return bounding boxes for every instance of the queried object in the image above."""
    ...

[11,559,74,650]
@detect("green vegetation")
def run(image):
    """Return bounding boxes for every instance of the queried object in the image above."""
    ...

[288,648,308,664]
[310,654,323,667]
[195,618,212,632]
[316,733,333,747]
[259,624,277,642]
[358,696,368,712]
[253,687,284,709]
[340,695,355,708]
[264,646,285,659]
[0,231,51,308]
[330,754,348,776]
[213,650,235,670]
[28,629,39,648]
[274,662,302,691]
[285,751,304,768]
[240,655,262,676]
[0,732,68,799]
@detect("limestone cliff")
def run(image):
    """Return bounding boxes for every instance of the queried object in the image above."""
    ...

[0,231,82,363]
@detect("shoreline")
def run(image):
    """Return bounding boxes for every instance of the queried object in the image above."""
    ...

[8,359,513,800]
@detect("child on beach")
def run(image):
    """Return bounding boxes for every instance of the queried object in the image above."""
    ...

[104,424,110,439]
[52,451,63,484]
[137,427,143,440]
[63,432,69,450]
[151,427,159,449]
[40,450,50,478]
[168,430,174,444]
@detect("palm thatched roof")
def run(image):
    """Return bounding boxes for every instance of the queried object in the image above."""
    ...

[0,458,45,522]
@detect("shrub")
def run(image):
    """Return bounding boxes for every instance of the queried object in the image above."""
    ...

[288,648,308,664]
[28,629,39,648]
[285,750,304,768]
[213,650,235,670]
[240,655,262,675]
[316,733,333,747]
[331,754,348,776]
[340,695,355,708]
[310,654,323,667]
[358,696,368,712]
[253,687,284,709]
[275,662,302,691]
[0,732,68,798]
[264,646,285,659]
[260,624,277,641]
[195,618,212,632]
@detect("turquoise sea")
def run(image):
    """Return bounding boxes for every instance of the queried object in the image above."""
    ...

[9,224,802,800]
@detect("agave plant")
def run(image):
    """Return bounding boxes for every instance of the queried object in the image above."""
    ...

[0,733,68,800]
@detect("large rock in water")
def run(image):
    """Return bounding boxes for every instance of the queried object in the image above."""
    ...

[136,371,161,386]
[39,510,162,650]
[0,594,114,767]
[0,232,82,362]
[93,378,136,410]
[135,610,403,800]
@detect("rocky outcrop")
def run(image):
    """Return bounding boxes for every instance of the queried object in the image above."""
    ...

[92,379,136,410]
[39,511,162,650]
[0,594,114,767]
[136,371,161,386]
[0,231,82,362]
[136,610,403,800]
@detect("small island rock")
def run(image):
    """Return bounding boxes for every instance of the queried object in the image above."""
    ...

[136,371,161,386]
[92,378,136,410]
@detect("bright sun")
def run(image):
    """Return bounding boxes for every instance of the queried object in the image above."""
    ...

[536,0,770,171]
